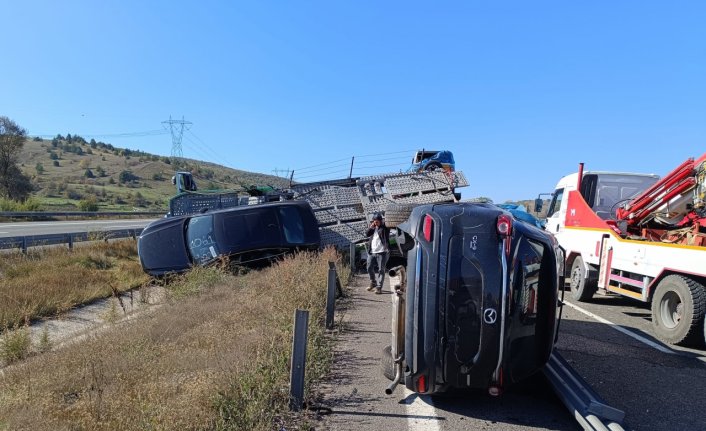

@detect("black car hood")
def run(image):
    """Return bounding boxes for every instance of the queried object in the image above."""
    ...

[138,216,191,275]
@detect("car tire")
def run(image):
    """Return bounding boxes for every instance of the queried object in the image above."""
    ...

[384,204,416,228]
[424,161,442,171]
[651,275,706,346]
[569,256,597,301]
[381,345,396,381]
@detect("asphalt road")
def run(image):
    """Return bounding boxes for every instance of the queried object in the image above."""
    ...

[0,219,156,238]
[320,275,706,431]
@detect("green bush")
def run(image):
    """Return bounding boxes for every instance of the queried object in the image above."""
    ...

[0,197,42,211]
[78,198,99,212]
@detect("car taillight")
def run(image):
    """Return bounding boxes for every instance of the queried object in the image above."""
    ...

[497,214,512,236]
[423,215,434,242]
[497,214,512,256]
[417,375,427,393]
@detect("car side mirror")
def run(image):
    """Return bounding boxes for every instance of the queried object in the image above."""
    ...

[534,198,543,213]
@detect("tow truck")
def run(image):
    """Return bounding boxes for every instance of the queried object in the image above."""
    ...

[538,153,706,345]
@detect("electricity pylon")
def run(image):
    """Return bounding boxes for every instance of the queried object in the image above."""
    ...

[162,116,192,164]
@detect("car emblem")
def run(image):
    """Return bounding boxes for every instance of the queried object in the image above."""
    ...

[483,308,497,324]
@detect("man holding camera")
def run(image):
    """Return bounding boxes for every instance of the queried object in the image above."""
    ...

[365,213,390,294]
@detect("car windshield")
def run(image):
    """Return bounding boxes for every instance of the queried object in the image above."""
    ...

[186,215,220,264]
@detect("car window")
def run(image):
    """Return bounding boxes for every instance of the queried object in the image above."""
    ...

[220,208,281,246]
[278,206,305,243]
[186,215,219,264]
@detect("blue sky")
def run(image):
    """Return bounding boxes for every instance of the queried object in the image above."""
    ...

[2,1,705,202]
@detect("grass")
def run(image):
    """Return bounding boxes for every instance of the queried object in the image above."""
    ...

[17,138,292,211]
[0,239,149,328]
[0,247,350,431]
[0,325,31,364]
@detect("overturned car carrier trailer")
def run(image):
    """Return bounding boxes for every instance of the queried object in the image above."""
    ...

[168,170,469,247]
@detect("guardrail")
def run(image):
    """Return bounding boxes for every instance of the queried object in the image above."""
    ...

[0,211,164,220]
[0,228,144,252]
[544,351,626,431]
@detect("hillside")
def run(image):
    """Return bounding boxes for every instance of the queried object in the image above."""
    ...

[13,136,548,215]
[16,136,291,211]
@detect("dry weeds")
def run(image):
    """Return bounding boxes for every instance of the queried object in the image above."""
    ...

[0,240,148,328]
[0,247,350,431]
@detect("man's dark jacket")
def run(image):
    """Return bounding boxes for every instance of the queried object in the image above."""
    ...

[366,224,390,253]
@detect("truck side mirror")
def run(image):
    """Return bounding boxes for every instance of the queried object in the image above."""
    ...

[534,198,543,213]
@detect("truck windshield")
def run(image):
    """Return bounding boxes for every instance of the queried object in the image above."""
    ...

[546,188,564,218]
[584,174,659,220]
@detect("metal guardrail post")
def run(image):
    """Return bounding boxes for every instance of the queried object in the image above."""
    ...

[21,237,27,254]
[326,263,337,329]
[329,261,344,298]
[67,233,73,250]
[289,309,309,411]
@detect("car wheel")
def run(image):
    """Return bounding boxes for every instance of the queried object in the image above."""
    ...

[424,161,442,171]
[384,203,416,228]
[569,256,597,301]
[651,275,706,346]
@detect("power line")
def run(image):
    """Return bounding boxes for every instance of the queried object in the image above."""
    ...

[352,162,411,173]
[291,150,415,172]
[353,149,416,159]
[294,161,351,175]
[292,157,352,172]
[186,130,239,169]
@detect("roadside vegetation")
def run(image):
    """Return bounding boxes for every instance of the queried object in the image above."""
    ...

[0,240,148,329]
[0,247,349,430]
[0,115,291,213]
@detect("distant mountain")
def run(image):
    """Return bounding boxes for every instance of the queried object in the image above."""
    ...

[17,136,291,211]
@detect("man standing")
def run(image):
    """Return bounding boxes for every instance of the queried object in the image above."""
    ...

[366,213,390,294]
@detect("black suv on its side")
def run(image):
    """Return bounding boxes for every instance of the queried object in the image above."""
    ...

[385,202,564,396]
[138,200,320,276]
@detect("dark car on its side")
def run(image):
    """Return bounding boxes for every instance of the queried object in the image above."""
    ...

[137,200,320,276]
[384,202,564,396]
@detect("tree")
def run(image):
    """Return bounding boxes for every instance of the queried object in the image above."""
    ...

[119,170,138,184]
[35,163,44,174]
[0,116,33,201]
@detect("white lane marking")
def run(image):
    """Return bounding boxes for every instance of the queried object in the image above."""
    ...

[563,300,675,354]
[404,388,441,431]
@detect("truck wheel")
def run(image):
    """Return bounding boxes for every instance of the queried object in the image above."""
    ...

[384,204,416,228]
[651,275,706,346]
[569,256,597,301]
[381,345,396,381]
